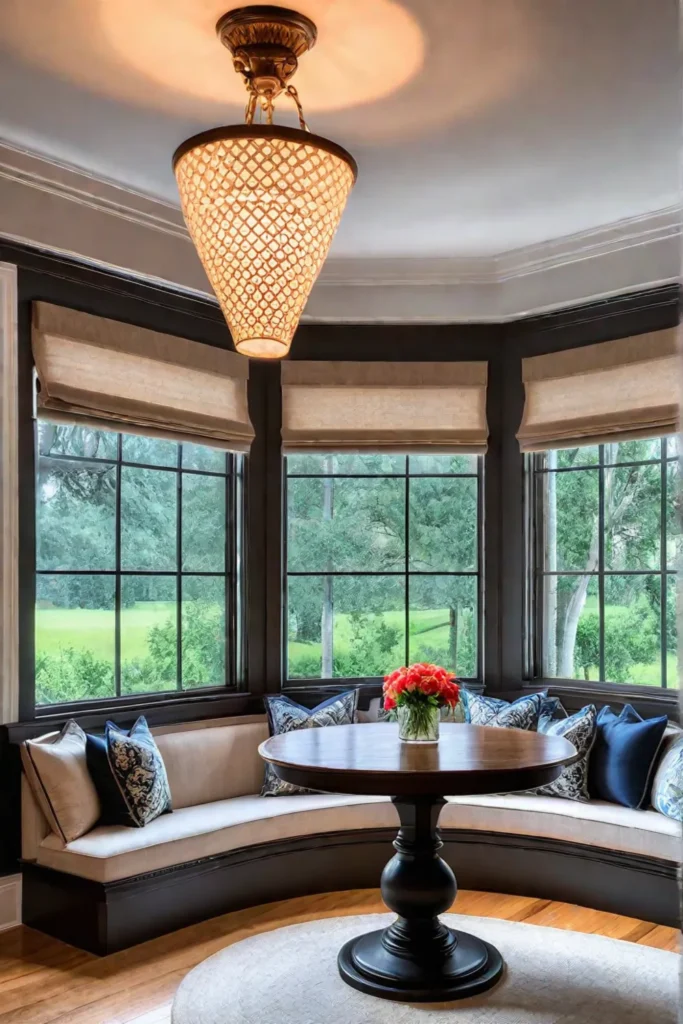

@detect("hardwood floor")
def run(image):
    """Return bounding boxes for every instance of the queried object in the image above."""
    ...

[0,889,677,1023]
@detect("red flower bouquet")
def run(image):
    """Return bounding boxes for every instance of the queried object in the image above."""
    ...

[383,663,459,743]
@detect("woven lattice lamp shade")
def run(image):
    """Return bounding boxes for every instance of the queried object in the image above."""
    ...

[174,125,356,359]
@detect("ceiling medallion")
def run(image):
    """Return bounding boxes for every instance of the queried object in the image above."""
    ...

[174,5,357,359]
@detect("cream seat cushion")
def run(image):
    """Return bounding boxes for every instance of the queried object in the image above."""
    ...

[36,792,680,884]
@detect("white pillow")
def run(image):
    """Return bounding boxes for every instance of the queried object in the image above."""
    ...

[22,720,101,843]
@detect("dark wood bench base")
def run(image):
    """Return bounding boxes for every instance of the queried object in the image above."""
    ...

[21,828,679,956]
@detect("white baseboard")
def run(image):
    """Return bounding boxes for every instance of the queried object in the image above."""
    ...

[0,874,21,932]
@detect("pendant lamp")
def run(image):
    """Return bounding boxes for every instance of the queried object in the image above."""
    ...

[174,5,357,359]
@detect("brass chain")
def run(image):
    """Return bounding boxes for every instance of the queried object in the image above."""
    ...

[240,70,310,132]
[285,84,310,131]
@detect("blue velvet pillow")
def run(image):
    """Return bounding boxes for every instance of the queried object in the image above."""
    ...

[589,704,668,809]
[86,716,172,827]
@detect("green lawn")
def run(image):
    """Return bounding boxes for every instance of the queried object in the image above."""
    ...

[36,599,680,688]
[36,601,175,663]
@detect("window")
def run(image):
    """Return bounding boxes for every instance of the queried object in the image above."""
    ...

[532,437,680,688]
[284,453,482,682]
[35,421,243,708]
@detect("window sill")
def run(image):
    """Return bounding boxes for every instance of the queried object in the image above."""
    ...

[6,690,251,743]
[508,681,679,719]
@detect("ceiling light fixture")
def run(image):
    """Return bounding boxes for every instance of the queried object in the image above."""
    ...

[173,5,357,359]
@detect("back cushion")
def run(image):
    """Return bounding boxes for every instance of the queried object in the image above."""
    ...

[155,720,269,809]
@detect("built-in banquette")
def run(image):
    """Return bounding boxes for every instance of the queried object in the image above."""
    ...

[20,714,680,955]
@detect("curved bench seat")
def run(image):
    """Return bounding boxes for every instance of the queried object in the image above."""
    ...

[20,715,681,953]
[35,791,679,884]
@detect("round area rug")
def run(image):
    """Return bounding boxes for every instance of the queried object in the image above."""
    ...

[172,913,677,1024]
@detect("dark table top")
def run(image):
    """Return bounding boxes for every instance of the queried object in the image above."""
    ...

[259,723,577,797]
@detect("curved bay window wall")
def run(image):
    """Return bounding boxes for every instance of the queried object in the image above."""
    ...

[533,437,679,689]
[284,454,482,684]
[35,421,244,708]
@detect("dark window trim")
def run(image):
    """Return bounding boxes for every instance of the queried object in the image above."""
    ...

[6,691,252,744]
[282,455,484,687]
[512,681,678,719]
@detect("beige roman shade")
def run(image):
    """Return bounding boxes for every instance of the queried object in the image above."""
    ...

[32,302,254,451]
[281,361,489,452]
[517,330,680,452]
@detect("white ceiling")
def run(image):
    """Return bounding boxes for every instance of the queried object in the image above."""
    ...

[0,0,679,261]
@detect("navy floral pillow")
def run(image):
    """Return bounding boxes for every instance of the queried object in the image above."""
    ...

[262,691,358,797]
[460,691,544,731]
[534,705,597,802]
[86,716,172,828]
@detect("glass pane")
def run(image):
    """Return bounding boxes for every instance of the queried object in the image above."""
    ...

[120,466,177,570]
[286,453,405,475]
[182,442,226,473]
[182,474,226,571]
[37,456,116,570]
[37,421,117,460]
[605,438,662,464]
[121,577,177,696]
[35,574,115,705]
[286,574,405,679]
[122,434,178,468]
[666,574,679,689]
[409,575,477,678]
[409,477,477,571]
[287,477,405,572]
[551,446,599,469]
[604,575,661,686]
[667,459,682,570]
[408,454,478,474]
[551,469,599,570]
[182,576,226,689]
[667,435,680,459]
[605,463,660,570]
[543,575,598,680]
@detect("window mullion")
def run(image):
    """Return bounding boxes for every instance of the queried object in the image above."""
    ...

[176,444,183,692]
[598,445,605,682]
[404,456,410,666]
[660,440,668,689]
[114,433,122,698]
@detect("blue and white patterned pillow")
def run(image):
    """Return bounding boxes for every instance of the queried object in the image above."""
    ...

[460,691,544,731]
[651,732,683,821]
[86,716,172,828]
[534,704,597,802]
[262,690,358,796]
[537,695,568,731]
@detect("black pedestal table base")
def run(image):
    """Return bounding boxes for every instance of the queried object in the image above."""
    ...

[338,795,504,1002]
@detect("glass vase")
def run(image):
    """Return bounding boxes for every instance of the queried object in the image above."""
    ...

[397,703,440,743]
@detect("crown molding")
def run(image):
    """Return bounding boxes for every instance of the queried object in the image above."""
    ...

[0,139,678,322]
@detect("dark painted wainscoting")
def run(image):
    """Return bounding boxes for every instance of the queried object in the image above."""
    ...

[22,828,678,955]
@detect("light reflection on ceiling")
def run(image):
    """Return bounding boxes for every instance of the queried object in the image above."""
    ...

[1,0,425,115]
[0,0,536,142]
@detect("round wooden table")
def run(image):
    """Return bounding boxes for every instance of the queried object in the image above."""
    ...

[259,721,577,1003]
